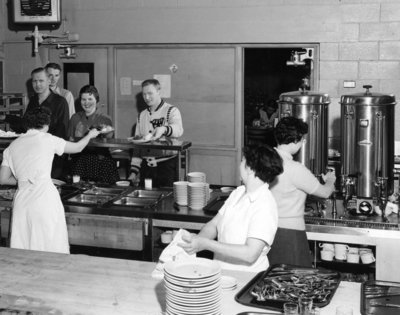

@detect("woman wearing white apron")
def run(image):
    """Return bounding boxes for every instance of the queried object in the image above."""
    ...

[0,107,99,253]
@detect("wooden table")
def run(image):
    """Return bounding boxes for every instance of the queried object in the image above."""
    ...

[0,247,361,314]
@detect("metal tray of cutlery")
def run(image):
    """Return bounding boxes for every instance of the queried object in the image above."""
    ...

[235,264,341,312]
[361,280,400,315]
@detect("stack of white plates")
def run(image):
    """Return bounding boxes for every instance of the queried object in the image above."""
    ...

[164,258,222,315]
[173,181,188,206]
[188,182,208,210]
[187,172,206,183]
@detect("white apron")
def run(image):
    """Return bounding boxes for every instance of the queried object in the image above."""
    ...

[3,130,69,253]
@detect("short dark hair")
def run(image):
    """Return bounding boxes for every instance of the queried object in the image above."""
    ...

[31,67,47,77]
[24,107,51,129]
[242,144,283,183]
[45,62,62,72]
[142,79,161,90]
[266,99,278,110]
[274,117,308,145]
[79,85,100,103]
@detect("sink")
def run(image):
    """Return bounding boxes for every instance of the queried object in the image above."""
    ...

[113,197,158,207]
[66,194,115,205]
[127,189,169,198]
[83,187,127,195]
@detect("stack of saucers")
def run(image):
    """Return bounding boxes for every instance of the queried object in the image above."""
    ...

[188,182,208,210]
[173,181,188,206]
[164,258,222,315]
[187,172,206,183]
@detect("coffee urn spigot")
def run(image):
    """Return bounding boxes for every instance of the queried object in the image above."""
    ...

[375,177,388,213]
[341,175,355,209]
[331,191,337,219]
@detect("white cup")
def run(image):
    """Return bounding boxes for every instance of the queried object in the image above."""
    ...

[348,247,359,254]
[72,175,81,183]
[144,178,152,190]
[361,252,375,264]
[321,250,334,261]
[347,253,360,264]
[334,243,349,252]
[359,248,373,255]
[161,231,173,244]
[335,250,347,261]
[319,243,334,251]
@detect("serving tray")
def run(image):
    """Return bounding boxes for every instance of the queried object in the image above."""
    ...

[361,280,400,315]
[203,195,229,214]
[235,264,341,312]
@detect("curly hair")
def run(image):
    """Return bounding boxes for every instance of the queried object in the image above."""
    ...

[242,144,283,183]
[79,85,100,103]
[274,116,308,145]
[24,107,51,130]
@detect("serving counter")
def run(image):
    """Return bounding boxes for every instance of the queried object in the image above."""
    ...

[0,247,361,315]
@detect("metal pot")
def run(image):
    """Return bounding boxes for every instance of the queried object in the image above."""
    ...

[340,85,396,211]
[278,90,330,176]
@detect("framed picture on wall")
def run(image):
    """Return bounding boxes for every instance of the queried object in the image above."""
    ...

[13,0,61,24]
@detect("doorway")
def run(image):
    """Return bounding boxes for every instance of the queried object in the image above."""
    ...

[243,46,316,147]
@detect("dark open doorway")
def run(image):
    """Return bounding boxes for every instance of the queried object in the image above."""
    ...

[244,47,315,147]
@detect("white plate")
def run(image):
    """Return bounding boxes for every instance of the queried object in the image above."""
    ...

[164,258,221,279]
[129,138,152,144]
[116,181,130,187]
[221,275,237,290]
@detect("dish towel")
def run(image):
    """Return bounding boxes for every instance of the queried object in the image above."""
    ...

[151,229,196,279]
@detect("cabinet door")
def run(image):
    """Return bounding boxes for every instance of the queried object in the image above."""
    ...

[66,213,146,251]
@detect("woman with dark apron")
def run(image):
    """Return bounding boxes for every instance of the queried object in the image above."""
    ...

[268,117,336,267]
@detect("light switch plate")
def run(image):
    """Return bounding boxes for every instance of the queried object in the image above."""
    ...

[344,80,356,88]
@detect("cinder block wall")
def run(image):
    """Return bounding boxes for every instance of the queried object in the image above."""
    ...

[1,0,400,140]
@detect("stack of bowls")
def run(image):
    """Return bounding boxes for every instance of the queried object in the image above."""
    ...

[173,181,188,206]
[188,182,208,210]
[164,258,222,315]
[187,172,206,183]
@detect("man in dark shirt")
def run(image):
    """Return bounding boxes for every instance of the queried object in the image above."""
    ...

[25,67,70,178]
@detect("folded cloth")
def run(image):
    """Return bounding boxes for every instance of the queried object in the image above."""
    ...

[151,229,196,279]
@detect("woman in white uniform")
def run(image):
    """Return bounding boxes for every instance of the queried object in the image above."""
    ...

[179,144,283,272]
[0,107,99,253]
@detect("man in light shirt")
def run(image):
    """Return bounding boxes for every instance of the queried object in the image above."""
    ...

[45,63,75,118]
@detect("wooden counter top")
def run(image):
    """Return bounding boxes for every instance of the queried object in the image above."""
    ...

[0,247,360,315]
[88,138,191,151]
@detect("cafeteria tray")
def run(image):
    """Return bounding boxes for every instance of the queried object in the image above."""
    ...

[361,280,400,315]
[235,264,341,312]
[203,195,229,214]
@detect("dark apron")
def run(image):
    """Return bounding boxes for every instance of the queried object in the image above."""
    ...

[268,227,313,267]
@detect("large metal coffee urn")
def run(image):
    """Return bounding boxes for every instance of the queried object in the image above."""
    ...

[278,90,330,176]
[340,85,396,215]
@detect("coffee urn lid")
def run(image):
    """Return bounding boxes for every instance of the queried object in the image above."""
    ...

[340,85,396,106]
[279,90,330,105]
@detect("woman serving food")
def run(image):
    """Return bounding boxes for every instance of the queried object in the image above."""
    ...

[179,144,283,272]
[0,107,99,253]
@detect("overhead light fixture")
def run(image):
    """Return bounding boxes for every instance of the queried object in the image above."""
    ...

[286,48,314,69]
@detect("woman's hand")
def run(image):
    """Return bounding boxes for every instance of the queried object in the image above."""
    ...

[87,128,100,139]
[178,233,205,255]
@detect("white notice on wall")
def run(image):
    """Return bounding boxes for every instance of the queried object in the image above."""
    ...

[153,74,171,98]
[120,77,132,95]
